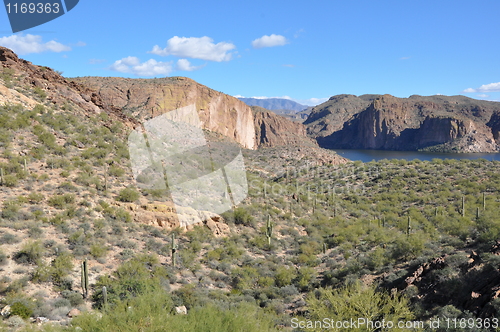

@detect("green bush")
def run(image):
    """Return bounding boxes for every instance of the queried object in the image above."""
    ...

[48,193,75,209]
[117,188,140,202]
[305,282,416,332]
[233,207,255,226]
[14,240,44,265]
[10,301,33,319]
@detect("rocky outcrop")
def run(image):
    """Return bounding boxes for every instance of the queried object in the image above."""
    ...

[120,202,230,236]
[253,106,313,147]
[71,76,256,149]
[310,94,500,152]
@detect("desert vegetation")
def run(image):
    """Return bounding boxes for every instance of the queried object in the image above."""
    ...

[1,68,500,331]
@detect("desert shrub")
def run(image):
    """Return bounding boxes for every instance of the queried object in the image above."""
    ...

[117,187,140,202]
[109,165,125,177]
[10,301,33,319]
[90,243,108,258]
[27,192,44,203]
[48,193,75,209]
[51,251,74,282]
[1,232,20,244]
[73,290,279,332]
[274,266,296,287]
[61,290,84,307]
[0,249,8,265]
[14,240,44,265]
[233,207,255,226]
[1,174,18,187]
[33,87,47,100]
[305,282,415,332]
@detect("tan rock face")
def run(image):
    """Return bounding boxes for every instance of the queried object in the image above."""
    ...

[120,202,229,236]
[71,77,256,150]
[313,94,500,152]
[253,107,312,147]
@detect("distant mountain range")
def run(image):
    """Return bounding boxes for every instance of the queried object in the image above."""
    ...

[238,97,308,112]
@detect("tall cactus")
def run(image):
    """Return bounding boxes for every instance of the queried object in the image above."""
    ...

[407,215,411,237]
[0,168,4,185]
[483,192,486,210]
[171,233,178,267]
[81,259,89,299]
[104,164,108,191]
[461,196,465,217]
[102,286,108,309]
[265,215,273,249]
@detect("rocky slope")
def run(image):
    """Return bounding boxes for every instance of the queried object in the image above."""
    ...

[0,47,138,130]
[307,94,500,152]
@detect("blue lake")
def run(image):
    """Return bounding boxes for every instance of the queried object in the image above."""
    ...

[334,149,500,163]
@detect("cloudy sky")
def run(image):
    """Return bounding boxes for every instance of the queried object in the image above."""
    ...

[0,0,499,105]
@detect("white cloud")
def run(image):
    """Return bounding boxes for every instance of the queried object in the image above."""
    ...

[150,36,236,62]
[251,34,288,49]
[0,34,71,55]
[175,59,202,71]
[109,56,173,77]
[477,94,490,98]
[463,82,500,93]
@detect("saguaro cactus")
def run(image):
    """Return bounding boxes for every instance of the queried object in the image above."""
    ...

[265,215,273,249]
[102,286,108,309]
[81,259,89,299]
[462,196,465,217]
[104,164,108,191]
[171,233,178,267]
[407,215,411,237]
[483,192,486,210]
[0,168,4,185]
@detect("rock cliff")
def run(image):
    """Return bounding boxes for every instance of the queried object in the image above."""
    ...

[309,94,500,152]
[71,76,256,150]
[253,106,313,147]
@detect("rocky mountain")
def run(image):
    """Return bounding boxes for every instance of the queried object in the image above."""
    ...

[253,106,311,147]
[238,97,307,112]
[72,76,257,150]
[306,94,500,152]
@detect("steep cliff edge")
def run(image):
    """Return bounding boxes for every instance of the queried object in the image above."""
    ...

[311,94,500,152]
[71,76,256,150]
[253,106,311,147]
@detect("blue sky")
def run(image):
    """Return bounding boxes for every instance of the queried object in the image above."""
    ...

[1,0,499,105]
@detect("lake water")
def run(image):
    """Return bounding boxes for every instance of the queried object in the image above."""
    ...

[334,149,500,163]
